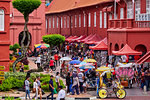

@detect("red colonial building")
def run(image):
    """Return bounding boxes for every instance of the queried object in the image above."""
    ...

[0,0,11,71]
[46,0,150,62]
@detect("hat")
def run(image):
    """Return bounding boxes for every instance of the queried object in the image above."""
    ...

[80,69,84,72]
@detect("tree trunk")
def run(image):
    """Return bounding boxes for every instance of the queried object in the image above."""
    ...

[12,16,29,73]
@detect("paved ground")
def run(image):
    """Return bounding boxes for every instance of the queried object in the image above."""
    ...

[1,55,149,99]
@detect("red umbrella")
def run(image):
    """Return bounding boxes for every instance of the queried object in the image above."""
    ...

[112,44,142,55]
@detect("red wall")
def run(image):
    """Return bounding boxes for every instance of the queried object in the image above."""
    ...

[46,2,113,38]
[0,0,10,71]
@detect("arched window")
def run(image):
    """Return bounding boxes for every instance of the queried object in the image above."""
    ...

[114,44,119,51]
[121,44,124,48]
[0,9,4,31]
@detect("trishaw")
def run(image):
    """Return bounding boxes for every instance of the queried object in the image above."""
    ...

[96,66,126,99]
[60,57,72,78]
[116,62,134,88]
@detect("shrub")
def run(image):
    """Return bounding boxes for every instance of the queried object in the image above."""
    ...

[24,65,29,70]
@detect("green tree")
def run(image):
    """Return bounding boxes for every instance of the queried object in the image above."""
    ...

[9,43,21,55]
[42,34,65,65]
[12,0,41,72]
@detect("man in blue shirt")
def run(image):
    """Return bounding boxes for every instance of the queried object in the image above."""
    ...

[47,75,54,100]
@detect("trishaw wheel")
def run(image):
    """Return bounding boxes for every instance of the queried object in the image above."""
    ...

[99,89,108,99]
[115,89,126,99]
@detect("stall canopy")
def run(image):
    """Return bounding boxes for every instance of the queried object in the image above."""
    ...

[71,35,86,42]
[95,37,107,45]
[65,36,73,41]
[112,44,142,55]
[80,34,93,42]
[89,41,108,50]
[84,34,102,44]
[66,36,78,42]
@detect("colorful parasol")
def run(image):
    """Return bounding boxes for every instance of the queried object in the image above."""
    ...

[83,59,97,63]
[34,44,50,49]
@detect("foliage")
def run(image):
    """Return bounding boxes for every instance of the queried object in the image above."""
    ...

[42,34,65,47]
[0,72,65,92]
[24,65,29,70]
[12,0,41,18]
[9,43,20,56]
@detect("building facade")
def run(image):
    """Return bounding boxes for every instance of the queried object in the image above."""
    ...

[10,0,46,50]
[46,0,150,56]
[108,0,150,55]
[46,0,113,39]
[0,0,10,71]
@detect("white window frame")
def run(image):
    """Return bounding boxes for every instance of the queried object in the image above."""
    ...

[100,11,102,28]
[104,12,107,28]
[56,17,58,28]
[46,19,48,29]
[84,14,86,27]
[53,17,55,28]
[88,13,91,27]
[94,12,96,27]
[79,14,81,27]
[127,1,133,19]
[61,17,63,28]
[75,15,77,27]
[49,18,51,28]
[67,16,69,28]
[120,8,124,19]
[0,9,4,31]
[146,0,150,14]
[109,13,112,20]
[64,17,66,28]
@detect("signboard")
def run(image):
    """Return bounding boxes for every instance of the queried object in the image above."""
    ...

[0,66,5,81]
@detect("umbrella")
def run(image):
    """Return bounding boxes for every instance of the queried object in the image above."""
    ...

[96,66,112,72]
[35,44,50,49]
[79,65,95,69]
[83,59,97,63]
[117,62,133,68]
[60,57,72,61]
[69,60,81,65]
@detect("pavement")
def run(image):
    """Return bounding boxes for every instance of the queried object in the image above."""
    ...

[1,55,150,100]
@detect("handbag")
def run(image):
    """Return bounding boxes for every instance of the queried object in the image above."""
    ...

[32,88,36,93]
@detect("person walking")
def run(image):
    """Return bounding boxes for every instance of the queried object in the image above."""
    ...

[66,72,71,95]
[55,72,60,91]
[33,78,38,100]
[54,53,59,67]
[57,86,65,100]
[37,77,42,100]
[144,69,150,91]
[25,77,31,100]
[49,58,55,73]
[47,75,54,100]
[78,69,84,93]
[72,73,79,95]
[36,55,41,69]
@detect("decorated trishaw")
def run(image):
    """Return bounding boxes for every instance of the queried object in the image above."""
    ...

[115,62,134,88]
[96,66,126,99]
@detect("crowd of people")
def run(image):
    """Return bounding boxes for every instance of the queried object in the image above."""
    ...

[24,43,150,100]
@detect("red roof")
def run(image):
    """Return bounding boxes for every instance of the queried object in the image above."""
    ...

[89,41,108,50]
[85,34,102,44]
[80,34,93,42]
[66,36,78,42]
[46,0,113,14]
[71,35,86,42]
[136,51,150,64]
[95,37,107,45]
[112,44,142,55]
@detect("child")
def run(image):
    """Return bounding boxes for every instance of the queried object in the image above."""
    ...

[83,78,88,93]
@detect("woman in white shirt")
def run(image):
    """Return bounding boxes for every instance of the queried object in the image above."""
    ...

[33,78,38,100]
